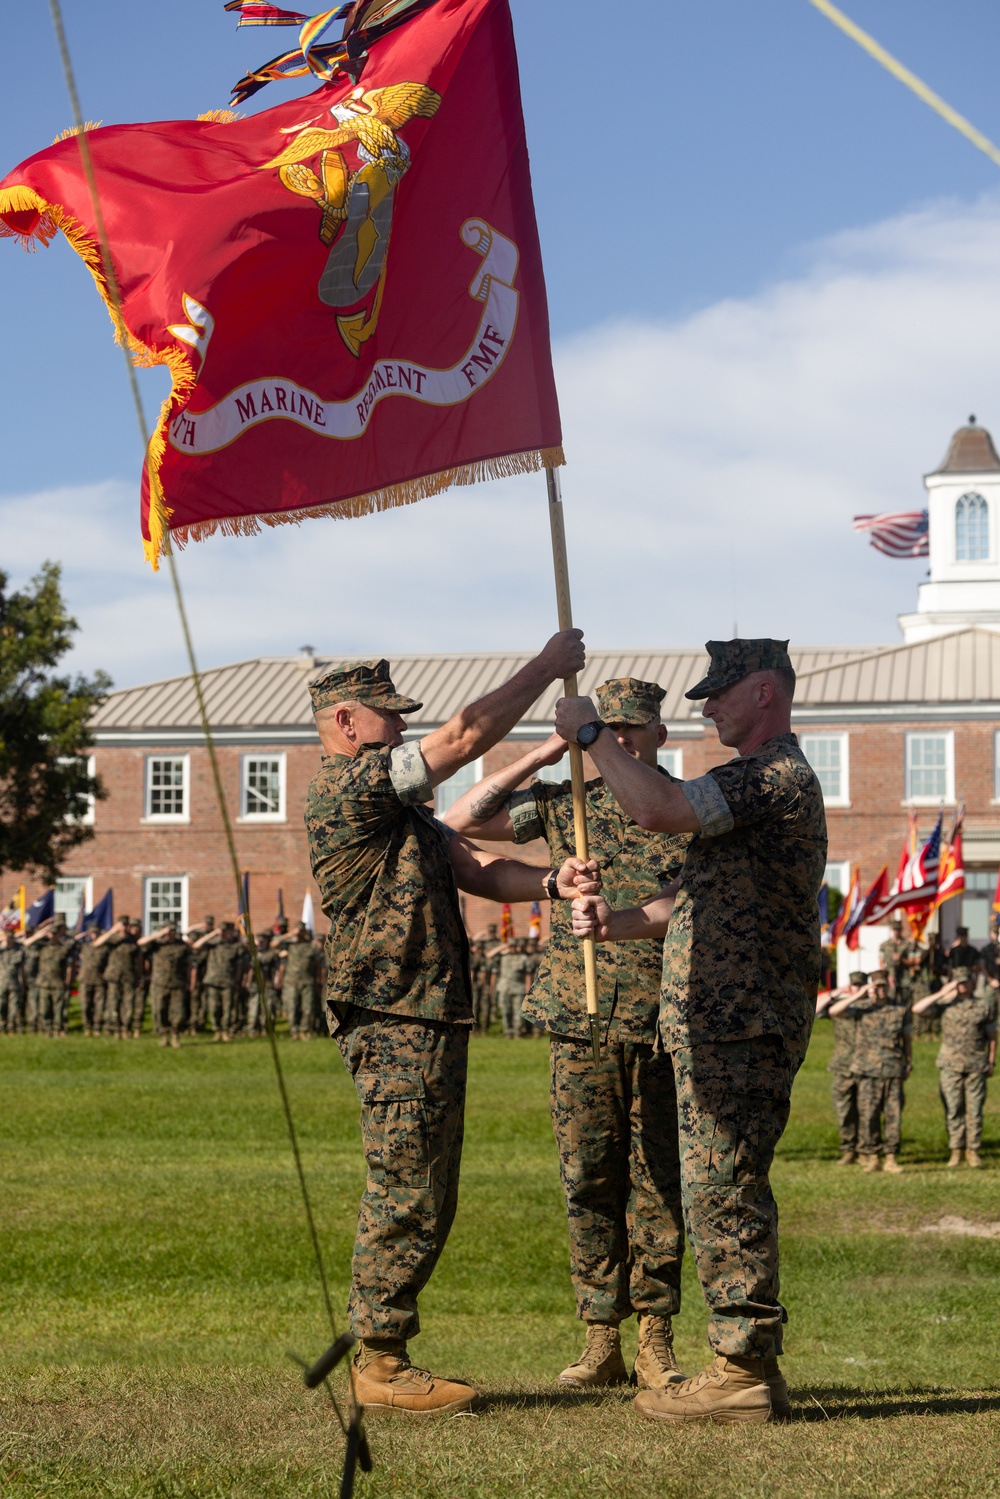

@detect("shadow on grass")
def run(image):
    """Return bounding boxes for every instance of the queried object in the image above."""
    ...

[478,1390,630,1413]
[790,1386,1000,1421]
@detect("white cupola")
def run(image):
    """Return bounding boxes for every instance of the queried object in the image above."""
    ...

[898,417,1000,643]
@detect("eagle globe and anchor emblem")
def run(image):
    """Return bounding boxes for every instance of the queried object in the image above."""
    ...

[262,81,441,355]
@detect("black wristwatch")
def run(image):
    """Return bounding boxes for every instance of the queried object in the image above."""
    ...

[544,869,560,901]
[576,720,606,748]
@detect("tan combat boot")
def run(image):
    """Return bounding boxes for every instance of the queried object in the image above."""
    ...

[632,1314,682,1390]
[763,1354,791,1420]
[966,1149,982,1169]
[883,1154,904,1175]
[558,1322,628,1389]
[352,1340,476,1416]
[861,1155,880,1173]
[947,1149,963,1168]
[634,1354,771,1424]
[835,1150,856,1166]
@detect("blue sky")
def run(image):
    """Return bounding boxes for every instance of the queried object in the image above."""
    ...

[4,1,1000,684]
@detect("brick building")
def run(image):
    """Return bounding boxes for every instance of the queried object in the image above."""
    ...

[9,421,1000,965]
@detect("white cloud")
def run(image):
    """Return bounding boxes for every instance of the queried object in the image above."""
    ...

[5,193,1000,688]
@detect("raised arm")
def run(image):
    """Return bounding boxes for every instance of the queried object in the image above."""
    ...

[554,698,700,834]
[418,632,585,788]
[829,985,871,1017]
[447,834,597,905]
[913,976,961,1015]
[442,734,567,839]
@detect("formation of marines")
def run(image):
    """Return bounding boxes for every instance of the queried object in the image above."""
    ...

[0,914,326,1045]
[817,916,997,1168]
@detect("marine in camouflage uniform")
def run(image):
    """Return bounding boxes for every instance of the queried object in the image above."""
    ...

[559,640,826,1424]
[23,942,41,1032]
[99,919,141,1038]
[194,923,245,1041]
[880,918,928,1035]
[468,941,490,1032]
[305,638,588,1413]
[816,970,868,1163]
[913,967,997,1167]
[494,943,531,1038]
[187,915,215,1033]
[277,925,321,1039]
[837,971,911,1171]
[29,920,76,1037]
[76,928,108,1035]
[0,933,25,1033]
[445,676,690,1390]
[246,931,281,1035]
[140,925,191,1046]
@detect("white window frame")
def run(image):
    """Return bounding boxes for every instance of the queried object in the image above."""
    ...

[955,491,989,563]
[239,753,287,823]
[435,757,483,816]
[142,875,189,936]
[823,861,851,898]
[143,754,190,823]
[800,732,850,808]
[905,731,955,806]
[59,753,97,825]
[657,746,683,779]
[54,876,94,930]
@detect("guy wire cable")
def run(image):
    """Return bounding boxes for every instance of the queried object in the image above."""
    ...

[46,0,367,1457]
[808,0,1000,172]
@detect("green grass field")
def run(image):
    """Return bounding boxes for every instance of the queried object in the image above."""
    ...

[2,1021,999,1498]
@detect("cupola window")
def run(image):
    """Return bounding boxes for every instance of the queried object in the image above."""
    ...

[955,492,989,561]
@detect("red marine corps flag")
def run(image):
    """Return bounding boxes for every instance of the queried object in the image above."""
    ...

[0,0,562,567]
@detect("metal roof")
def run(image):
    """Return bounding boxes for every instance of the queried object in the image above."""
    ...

[89,629,1000,736]
[932,421,1000,475]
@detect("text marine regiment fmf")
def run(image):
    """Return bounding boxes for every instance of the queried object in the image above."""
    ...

[308,635,827,1425]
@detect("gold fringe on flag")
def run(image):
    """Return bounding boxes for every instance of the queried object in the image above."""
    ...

[196,109,243,123]
[169,446,567,547]
[52,121,103,143]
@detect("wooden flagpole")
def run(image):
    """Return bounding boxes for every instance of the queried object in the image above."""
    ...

[546,465,602,1065]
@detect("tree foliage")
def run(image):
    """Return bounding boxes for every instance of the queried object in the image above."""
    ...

[0,564,110,881]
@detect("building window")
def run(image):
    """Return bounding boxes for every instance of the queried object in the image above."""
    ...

[59,754,97,825]
[905,732,954,803]
[435,758,483,815]
[536,752,571,785]
[994,730,1000,801]
[55,877,93,929]
[241,754,286,821]
[956,492,989,561]
[143,876,188,935]
[657,747,683,779]
[145,756,189,820]
[800,733,850,806]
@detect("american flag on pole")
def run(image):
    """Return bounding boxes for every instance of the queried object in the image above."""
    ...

[869,813,943,920]
[853,511,929,558]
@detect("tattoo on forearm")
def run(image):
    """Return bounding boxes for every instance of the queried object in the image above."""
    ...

[470,782,509,821]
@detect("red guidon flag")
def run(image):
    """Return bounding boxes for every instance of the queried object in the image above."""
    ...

[0,0,562,568]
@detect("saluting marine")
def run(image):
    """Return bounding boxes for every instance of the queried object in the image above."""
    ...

[913,966,996,1167]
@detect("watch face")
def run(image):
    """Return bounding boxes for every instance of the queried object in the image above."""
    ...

[578,722,601,747]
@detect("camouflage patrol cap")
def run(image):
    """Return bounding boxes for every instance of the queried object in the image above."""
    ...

[870,969,890,988]
[685,639,792,700]
[951,966,972,983]
[309,658,422,715]
[849,970,867,985]
[596,677,666,726]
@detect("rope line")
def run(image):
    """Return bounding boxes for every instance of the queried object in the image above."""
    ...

[47,0,355,1430]
[808,0,1000,172]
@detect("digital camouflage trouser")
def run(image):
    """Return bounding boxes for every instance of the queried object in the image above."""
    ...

[939,1068,988,1151]
[0,983,23,1033]
[471,982,492,1033]
[857,1076,904,1156]
[104,980,135,1035]
[152,984,188,1036]
[497,985,524,1039]
[79,982,105,1033]
[335,1005,468,1343]
[205,984,238,1035]
[284,980,317,1037]
[831,1072,859,1153]
[36,985,67,1035]
[672,1036,798,1359]
[549,1034,683,1324]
